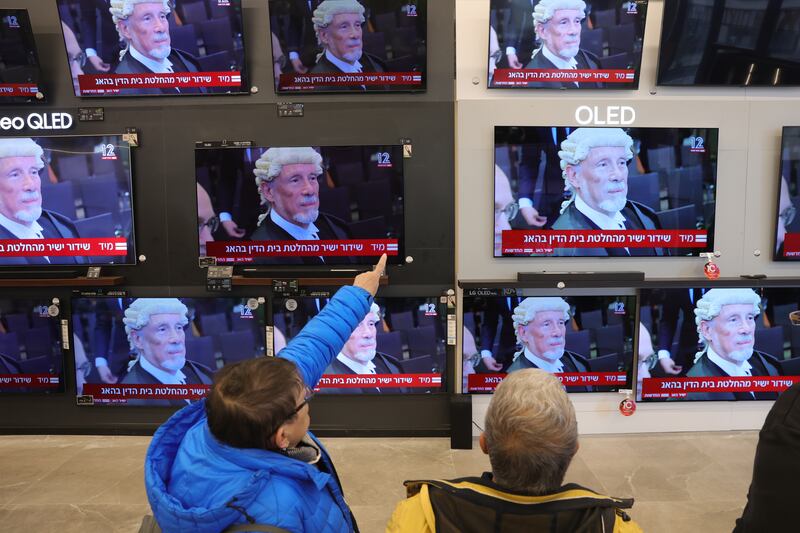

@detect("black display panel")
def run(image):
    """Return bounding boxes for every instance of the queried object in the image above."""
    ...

[494,126,718,257]
[774,126,800,260]
[462,289,636,393]
[268,0,426,93]
[638,287,800,401]
[56,0,248,97]
[0,9,44,103]
[0,298,64,394]
[488,0,648,89]
[72,296,266,406]
[196,144,404,265]
[273,294,446,393]
[0,135,135,266]
[658,0,800,86]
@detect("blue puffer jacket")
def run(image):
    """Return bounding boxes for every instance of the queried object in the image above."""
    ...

[144,286,372,533]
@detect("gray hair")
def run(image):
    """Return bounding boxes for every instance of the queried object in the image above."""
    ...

[484,369,578,494]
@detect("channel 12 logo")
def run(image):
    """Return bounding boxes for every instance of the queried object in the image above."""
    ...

[613,301,626,315]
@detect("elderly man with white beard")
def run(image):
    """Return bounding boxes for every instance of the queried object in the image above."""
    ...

[0,138,84,265]
[685,289,781,401]
[551,128,664,256]
[320,302,408,394]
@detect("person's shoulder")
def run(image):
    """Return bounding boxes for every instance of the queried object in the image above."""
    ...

[171,48,201,69]
[377,351,403,372]
[119,361,142,384]
[627,200,660,223]
[311,55,337,73]
[113,54,141,74]
[566,350,590,367]
[362,53,386,72]
[387,492,432,533]
[578,49,601,69]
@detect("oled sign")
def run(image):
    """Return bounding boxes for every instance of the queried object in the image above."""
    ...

[574,105,636,126]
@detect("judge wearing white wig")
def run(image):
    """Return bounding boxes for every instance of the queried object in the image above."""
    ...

[550,128,664,257]
[109,0,205,94]
[250,147,352,265]
[120,298,214,405]
[0,138,84,265]
[684,289,780,401]
[310,0,386,89]
[525,0,603,89]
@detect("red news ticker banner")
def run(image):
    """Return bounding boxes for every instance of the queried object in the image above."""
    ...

[782,233,800,257]
[280,72,423,89]
[0,238,127,257]
[492,68,636,85]
[82,383,211,400]
[0,374,60,389]
[0,83,39,96]
[502,230,708,254]
[468,372,626,392]
[206,239,399,262]
[315,373,442,389]
[641,376,800,399]
[77,71,242,92]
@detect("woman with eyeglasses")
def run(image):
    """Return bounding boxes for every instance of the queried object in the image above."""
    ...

[144,254,387,533]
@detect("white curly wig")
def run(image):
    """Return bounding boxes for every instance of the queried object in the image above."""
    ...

[0,138,44,168]
[533,0,587,25]
[312,0,366,45]
[123,298,188,353]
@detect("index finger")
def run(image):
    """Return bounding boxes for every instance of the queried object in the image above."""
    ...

[373,253,387,274]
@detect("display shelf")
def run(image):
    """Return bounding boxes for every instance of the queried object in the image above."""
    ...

[0,276,124,287]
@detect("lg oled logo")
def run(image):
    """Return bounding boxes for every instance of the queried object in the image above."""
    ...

[574,105,636,126]
[0,112,74,131]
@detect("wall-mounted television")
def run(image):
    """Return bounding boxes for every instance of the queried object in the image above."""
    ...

[196,144,404,266]
[658,0,800,86]
[268,0,426,93]
[72,296,266,406]
[0,298,64,394]
[56,0,248,97]
[0,9,44,103]
[462,288,636,393]
[638,287,800,401]
[273,293,446,393]
[488,0,648,89]
[494,126,718,258]
[0,135,135,266]
[774,126,800,260]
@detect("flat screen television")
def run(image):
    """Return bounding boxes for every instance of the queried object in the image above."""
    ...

[0,135,135,266]
[494,126,718,257]
[268,0,426,93]
[462,288,636,393]
[488,0,648,89]
[72,296,266,406]
[774,126,800,260]
[658,0,800,86]
[56,0,248,97]
[0,9,44,103]
[638,287,800,401]
[0,298,64,394]
[273,293,446,393]
[196,144,404,266]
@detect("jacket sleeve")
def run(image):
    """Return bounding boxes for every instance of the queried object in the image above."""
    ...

[278,285,372,387]
[386,494,433,533]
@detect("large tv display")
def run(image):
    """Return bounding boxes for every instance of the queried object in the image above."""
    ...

[774,126,800,260]
[0,298,64,394]
[639,287,800,401]
[462,289,636,393]
[0,9,44,103]
[494,126,718,257]
[268,0,426,93]
[488,0,648,89]
[196,144,404,265]
[0,135,135,266]
[72,296,266,406]
[658,0,800,86]
[56,0,248,97]
[273,293,446,393]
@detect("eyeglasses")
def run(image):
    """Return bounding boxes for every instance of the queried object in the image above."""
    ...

[77,360,92,378]
[198,215,219,234]
[289,385,315,417]
[274,54,287,69]
[781,205,796,227]
[490,49,503,63]
[69,51,86,68]
[495,202,519,221]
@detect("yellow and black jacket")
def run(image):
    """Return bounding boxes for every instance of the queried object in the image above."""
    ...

[387,474,643,533]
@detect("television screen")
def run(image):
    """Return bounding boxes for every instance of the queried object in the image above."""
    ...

[462,289,635,393]
[273,293,446,393]
[56,0,248,97]
[658,0,800,86]
[494,126,718,257]
[196,144,404,265]
[638,287,800,401]
[0,135,135,266]
[72,296,266,406]
[775,126,800,260]
[0,298,64,393]
[488,0,648,89]
[268,0,426,93]
[0,9,44,103]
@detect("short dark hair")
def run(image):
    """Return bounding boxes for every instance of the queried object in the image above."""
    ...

[206,357,304,450]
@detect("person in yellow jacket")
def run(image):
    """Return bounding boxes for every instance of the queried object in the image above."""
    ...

[387,369,643,533]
